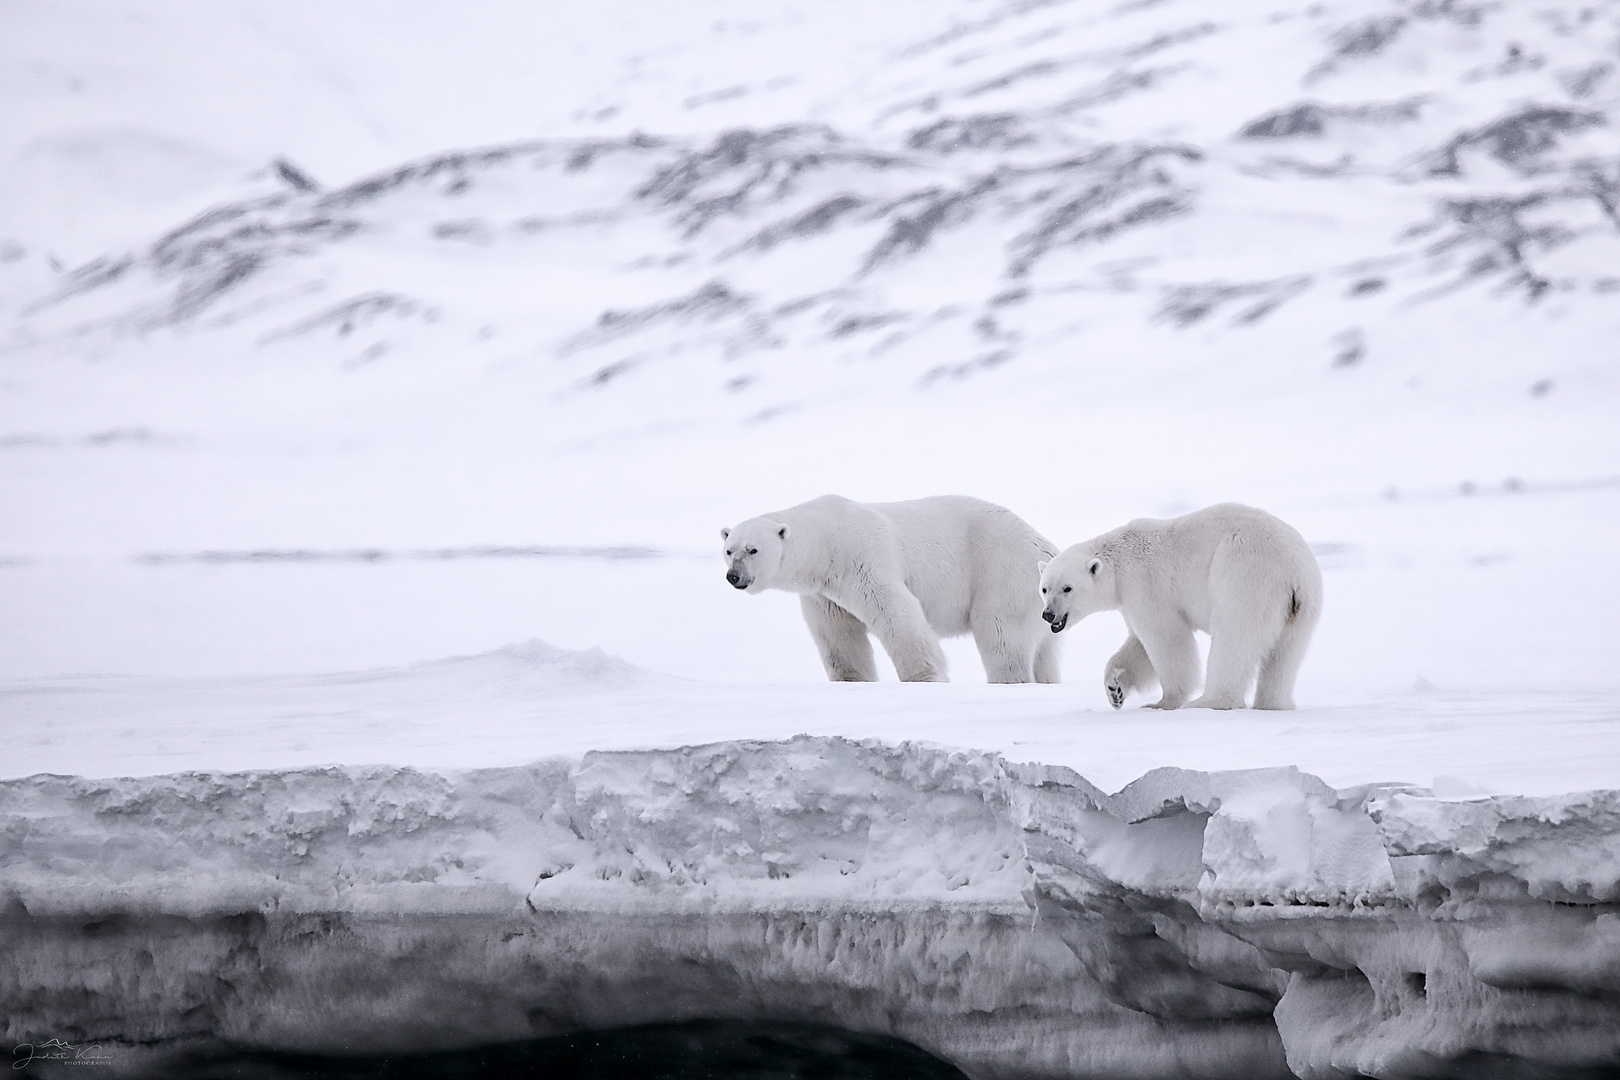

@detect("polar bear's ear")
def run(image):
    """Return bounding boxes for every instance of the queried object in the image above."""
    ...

[1087,559,1101,576]
[720,527,730,541]
[1036,560,1048,574]
[777,524,790,540]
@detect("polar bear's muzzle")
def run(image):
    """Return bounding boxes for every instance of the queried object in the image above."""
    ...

[1042,608,1068,633]
[726,566,752,590]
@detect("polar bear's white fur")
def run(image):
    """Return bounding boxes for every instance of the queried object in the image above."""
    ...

[722,495,1060,684]
[1039,503,1322,710]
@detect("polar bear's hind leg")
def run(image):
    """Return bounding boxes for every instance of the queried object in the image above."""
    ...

[1253,585,1320,710]
[1189,591,1279,710]
[1190,628,1267,709]
[1189,535,1286,710]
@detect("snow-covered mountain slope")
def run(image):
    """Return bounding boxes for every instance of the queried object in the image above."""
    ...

[9,0,1619,415]
[7,732,1620,1078]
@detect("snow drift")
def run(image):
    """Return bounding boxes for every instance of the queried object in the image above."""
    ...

[5,735,1618,1079]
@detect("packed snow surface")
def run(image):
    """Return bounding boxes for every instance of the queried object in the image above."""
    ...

[5,641,1619,797]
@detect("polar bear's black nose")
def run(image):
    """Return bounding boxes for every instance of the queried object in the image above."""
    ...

[1041,609,1055,623]
[726,570,742,586]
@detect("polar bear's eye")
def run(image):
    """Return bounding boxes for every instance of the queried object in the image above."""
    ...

[747,547,758,555]
[724,550,732,557]
[1062,585,1071,593]
[1040,587,1046,594]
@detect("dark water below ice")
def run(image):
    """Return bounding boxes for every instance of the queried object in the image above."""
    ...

[161,1020,969,1079]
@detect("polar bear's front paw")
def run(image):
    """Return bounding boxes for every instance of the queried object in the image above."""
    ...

[1106,679,1125,709]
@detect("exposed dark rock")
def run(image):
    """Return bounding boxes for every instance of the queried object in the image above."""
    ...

[273,158,319,194]
[906,114,1036,153]
[1425,106,1607,176]
[20,254,134,314]
[963,58,1071,98]
[1241,103,1330,139]
[1053,67,1169,113]
[1332,328,1366,367]
[636,126,906,237]
[430,219,493,243]
[737,194,867,252]
[588,358,638,386]
[1307,15,1410,82]
[1123,22,1222,59]
[1411,0,1487,27]
[1331,15,1408,59]
[1006,145,1201,277]
[261,293,423,343]
[318,144,544,209]
[1156,277,1311,327]
[829,312,905,338]
[1421,194,1575,300]
[589,281,751,338]
[1574,160,1620,230]
[863,179,998,272]
[1240,98,1423,139]
[1561,61,1614,99]
[919,348,1014,384]
[169,251,265,322]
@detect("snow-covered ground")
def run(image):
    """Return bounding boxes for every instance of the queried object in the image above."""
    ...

[3,0,1619,1076]
[6,641,1620,798]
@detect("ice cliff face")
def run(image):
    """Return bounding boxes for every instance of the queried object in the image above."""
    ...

[4,737,1617,1078]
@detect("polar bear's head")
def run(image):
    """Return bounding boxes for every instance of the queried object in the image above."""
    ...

[720,517,790,592]
[1037,546,1113,633]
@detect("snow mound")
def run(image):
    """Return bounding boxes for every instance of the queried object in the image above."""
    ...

[392,638,666,692]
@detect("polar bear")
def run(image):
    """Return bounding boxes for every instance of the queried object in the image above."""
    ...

[1039,503,1322,710]
[722,495,1060,683]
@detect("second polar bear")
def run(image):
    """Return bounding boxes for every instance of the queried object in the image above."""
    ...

[722,495,1060,683]
[1039,503,1322,710]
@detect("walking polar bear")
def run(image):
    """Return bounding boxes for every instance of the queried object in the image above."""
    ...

[722,495,1060,683]
[1039,503,1322,710]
